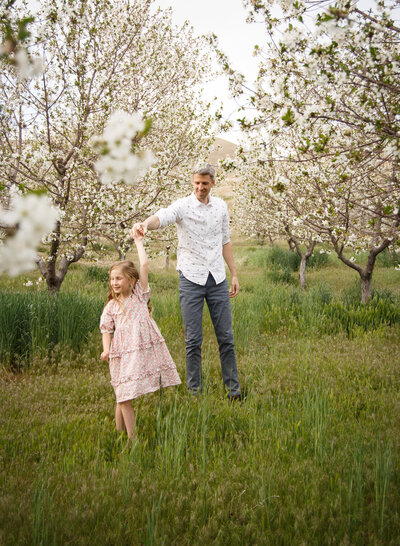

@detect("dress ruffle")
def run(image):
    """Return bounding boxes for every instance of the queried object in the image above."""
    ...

[110,363,180,388]
[99,281,181,403]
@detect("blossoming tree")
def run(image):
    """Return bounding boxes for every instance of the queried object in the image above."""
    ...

[228,0,400,302]
[232,143,319,288]
[0,0,216,290]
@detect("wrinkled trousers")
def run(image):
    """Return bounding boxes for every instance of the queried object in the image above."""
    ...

[178,272,241,397]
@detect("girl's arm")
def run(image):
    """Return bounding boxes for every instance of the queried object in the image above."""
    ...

[134,234,149,292]
[100,332,113,361]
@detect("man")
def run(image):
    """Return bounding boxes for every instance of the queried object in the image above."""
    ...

[131,165,241,400]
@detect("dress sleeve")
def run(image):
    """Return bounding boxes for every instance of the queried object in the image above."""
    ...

[100,302,115,333]
[135,280,151,303]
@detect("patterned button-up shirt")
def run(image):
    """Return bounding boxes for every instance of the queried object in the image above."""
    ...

[155,192,230,286]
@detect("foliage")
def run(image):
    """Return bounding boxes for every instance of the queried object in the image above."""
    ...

[229,0,400,302]
[0,0,217,291]
[307,250,331,270]
[0,290,103,370]
[245,245,331,287]
[85,265,109,285]
[0,0,42,76]
[2,255,399,371]
[376,247,400,268]
[1,287,399,544]
[1,247,400,542]
[246,245,301,271]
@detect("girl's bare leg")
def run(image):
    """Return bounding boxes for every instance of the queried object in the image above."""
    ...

[117,400,136,440]
[115,404,127,432]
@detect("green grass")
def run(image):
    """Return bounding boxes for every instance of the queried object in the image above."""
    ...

[0,244,399,544]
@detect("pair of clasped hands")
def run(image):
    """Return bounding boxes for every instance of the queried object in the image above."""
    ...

[130,223,146,241]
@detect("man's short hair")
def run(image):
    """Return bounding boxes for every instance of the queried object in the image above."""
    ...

[193,164,215,182]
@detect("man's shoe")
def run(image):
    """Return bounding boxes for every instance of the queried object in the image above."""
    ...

[228,393,243,403]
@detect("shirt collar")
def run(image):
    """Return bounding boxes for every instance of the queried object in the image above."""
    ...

[191,192,214,207]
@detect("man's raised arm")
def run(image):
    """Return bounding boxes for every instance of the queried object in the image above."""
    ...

[130,215,160,238]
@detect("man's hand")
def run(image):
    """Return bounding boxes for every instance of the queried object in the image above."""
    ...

[130,222,147,240]
[229,275,239,298]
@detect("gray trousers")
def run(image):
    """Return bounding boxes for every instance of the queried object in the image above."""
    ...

[178,272,241,396]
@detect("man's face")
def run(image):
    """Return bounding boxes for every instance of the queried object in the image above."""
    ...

[192,174,215,203]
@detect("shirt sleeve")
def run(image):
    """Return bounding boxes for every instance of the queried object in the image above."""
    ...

[221,202,230,246]
[155,199,183,229]
[135,280,151,303]
[100,302,115,334]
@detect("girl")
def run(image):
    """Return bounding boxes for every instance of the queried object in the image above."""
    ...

[100,231,181,440]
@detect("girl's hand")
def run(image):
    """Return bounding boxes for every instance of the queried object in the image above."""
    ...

[130,223,146,240]
[100,350,110,361]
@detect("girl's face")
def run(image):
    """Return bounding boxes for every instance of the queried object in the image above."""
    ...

[110,268,133,298]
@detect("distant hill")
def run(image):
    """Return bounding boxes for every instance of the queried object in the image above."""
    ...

[208,137,237,165]
[208,137,238,203]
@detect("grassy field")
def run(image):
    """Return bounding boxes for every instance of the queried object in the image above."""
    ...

[1,242,399,545]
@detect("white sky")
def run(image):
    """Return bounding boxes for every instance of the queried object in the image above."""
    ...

[152,0,384,143]
[153,0,267,143]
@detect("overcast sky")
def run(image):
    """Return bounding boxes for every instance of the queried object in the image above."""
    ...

[153,0,267,143]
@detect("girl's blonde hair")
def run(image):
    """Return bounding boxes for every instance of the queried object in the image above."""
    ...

[105,260,152,313]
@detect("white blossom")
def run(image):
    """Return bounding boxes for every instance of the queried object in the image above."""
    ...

[92,111,154,186]
[15,49,43,79]
[0,193,60,276]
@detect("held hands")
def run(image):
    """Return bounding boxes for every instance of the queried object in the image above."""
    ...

[100,350,109,361]
[229,275,239,298]
[130,222,147,241]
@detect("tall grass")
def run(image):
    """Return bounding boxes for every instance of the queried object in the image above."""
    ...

[0,291,103,369]
[0,255,399,544]
[1,358,399,544]
[246,245,331,272]
[232,282,400,353]
[1,278,399,369]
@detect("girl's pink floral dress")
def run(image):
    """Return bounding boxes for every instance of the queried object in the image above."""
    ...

[100,281,181,403]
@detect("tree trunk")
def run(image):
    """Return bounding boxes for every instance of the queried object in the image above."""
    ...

[360,274,373,305]
[36,240,87,293]
[330,235,393,304]
[286,232,316,289]
[164,245,170,270]
[112,240,126,260]
[268,233,274,247]
[299,255,307,289]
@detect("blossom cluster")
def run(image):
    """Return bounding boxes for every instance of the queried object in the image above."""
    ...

[92,111,154,186]
[0,192,60,276]
[0,43,43,79]
[0,0,216,288]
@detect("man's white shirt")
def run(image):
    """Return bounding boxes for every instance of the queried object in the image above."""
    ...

[155,193,230,286]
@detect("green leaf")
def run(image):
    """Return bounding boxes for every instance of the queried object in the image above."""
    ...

[382,205,394,215]
[28,188,48,196]
[281,108,295,126]
[17,16,35,42]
